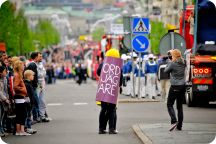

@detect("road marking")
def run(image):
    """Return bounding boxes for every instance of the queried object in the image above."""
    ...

[73,103,88,106]
[47,103,63,106]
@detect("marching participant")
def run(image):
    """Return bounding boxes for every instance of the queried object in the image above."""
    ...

[128,52,137,98]
[145,54,158,99]
[121,54,128,96]
[134,57,146,98]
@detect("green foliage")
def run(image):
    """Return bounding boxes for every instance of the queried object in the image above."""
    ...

[15,9,35,55]
[0,1,34,55]
[150,21,167,55]
[193,0,196,4]
[0,1,60,55]
[92,27,105,42]
[33,19,60,50]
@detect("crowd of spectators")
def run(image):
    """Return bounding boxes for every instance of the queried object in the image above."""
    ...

[0,51,52,136]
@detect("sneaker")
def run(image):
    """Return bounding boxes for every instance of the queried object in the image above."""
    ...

[46,117,52,121]
[176,126,182,131]
[26,128,37,134]
[4,132,9,136]
[41,118,50,122]
[37,118,42,123]
[20,132,31,136]
[98,130,106,134]
[169,122,178,131]
[15,132,20,136]
[109,130,118,134]
[0,132,5,137]
[115,129,119,134]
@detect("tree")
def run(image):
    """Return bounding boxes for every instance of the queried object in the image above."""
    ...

[33,19,60,50]
[0,1,17,54]
[15,9,35,55]
[0,1,35,55]
[150,21,167,55]
[92,27,105,42]
[0,1,60,55]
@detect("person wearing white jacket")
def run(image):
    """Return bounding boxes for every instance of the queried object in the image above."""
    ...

[37,62,50,122]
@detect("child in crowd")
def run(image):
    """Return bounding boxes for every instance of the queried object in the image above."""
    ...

[0,65,10,136]
[24,70,37,134]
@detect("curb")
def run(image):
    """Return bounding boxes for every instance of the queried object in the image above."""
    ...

[132,124,153,144]
[119,99,160,103]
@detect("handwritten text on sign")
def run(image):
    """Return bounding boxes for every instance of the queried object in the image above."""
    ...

[98,63,121,96]
[96,57,123,104]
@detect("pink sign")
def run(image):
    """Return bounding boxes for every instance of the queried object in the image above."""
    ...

[96,57,123,104]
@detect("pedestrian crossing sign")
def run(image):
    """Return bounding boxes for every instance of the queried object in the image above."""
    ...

[132,18,149,34]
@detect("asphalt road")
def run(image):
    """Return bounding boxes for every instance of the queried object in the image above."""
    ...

[3,79,216,144]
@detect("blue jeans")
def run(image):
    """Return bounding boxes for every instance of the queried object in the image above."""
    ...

[37,88,47,119]
[25,103,32,129]
[32,89,40,121]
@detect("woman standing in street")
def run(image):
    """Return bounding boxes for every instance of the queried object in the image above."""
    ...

[164,49,186,131]
[13,60,30,136]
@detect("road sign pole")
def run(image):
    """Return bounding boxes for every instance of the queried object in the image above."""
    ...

[129,17,150,98]
[171,32,175,49]
[138,52,141,99]
[130,17,136,98]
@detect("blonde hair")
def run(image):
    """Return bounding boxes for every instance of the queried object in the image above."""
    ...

[171,49,183,62]
[13,60,24,77]
[11,56,20,67]
[24,70,34,79]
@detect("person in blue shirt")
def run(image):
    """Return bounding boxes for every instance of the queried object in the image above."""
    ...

[145,54,158,99]
[128,53,138,97]
[122,55,131,96]
[134,58,146,98]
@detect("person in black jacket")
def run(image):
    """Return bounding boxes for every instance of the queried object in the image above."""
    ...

[75,63,84,85]
[24,70,37,134]
[26,52,42,122]
[164,49,186,131]
[26,52,42,89]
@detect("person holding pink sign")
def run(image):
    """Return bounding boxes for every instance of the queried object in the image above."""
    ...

[96,48,123,134]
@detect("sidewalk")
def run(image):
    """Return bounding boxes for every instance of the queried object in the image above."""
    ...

[133,123,216,144]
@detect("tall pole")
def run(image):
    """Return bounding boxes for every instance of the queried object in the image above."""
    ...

[182,0,186,37]
[138,53,141,98]
[130,17,136,98]
[193,0,198,54]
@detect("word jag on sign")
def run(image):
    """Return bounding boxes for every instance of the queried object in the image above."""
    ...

[97,63,121,96]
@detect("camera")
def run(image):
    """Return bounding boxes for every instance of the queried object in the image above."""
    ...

[167,51,172,60]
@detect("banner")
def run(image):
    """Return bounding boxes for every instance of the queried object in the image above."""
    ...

[96,57,123,104]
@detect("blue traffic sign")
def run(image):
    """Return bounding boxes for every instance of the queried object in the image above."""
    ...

[132,35,149,52]
[132,18,149,34]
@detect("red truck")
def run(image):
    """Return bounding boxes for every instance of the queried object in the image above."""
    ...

[183,0,216,106]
